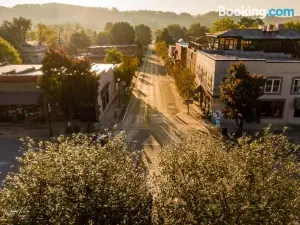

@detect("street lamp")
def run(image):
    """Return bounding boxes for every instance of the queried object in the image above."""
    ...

[117,78,121,107]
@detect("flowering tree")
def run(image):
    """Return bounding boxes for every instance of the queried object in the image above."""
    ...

[0,134,151,224]
[154,130,300,224]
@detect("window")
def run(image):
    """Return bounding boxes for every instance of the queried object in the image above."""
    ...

[292,79,300,93]
[256,100,284,118]
[264,79,281,93]
[294,108,300,117]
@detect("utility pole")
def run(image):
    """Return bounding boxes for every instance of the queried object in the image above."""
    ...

[46,100,53,137]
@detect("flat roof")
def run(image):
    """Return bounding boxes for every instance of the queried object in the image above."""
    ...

[88,44,137,49]
[0,65,43,76]
[91,64,119,74]
[200,50,300,62]
[206,29,300,40]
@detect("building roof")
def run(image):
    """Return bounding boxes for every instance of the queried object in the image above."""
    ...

[176,42,189,48]
[88,44,137,49]
[200,50,300,62]
[0,65,43,76]
[91,64,119,75]
[0,92,40,105]
[206,29,300,40]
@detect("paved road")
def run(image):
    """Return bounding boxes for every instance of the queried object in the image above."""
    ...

[120,46,194,171]
[0,137,22,183]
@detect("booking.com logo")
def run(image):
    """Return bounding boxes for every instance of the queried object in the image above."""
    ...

[218,6,295,19]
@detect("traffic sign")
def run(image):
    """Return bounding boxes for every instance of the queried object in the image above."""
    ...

[185,100,193,105]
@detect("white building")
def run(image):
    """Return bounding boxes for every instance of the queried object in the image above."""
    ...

[91,64,120,121]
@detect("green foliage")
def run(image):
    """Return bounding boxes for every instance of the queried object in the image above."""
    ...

[238,17,264,28]
[155,41,168,61]
[0,17,32,47]
[0,37,22,64]
[135,24,152,48]
[95,31,110,45]
[154,130,300,224]
[69,30,92,54]
[188,23,209,38]
[155,28,174,46]
[104,48,123,64]
[39,49,99,121]
[211,18,239,32]
[104,22,114,33]
[219,62,266,131]
[166,24,188,42]
[170,64,196,99]
[110,22,135,45]
[114,56,139,86]
[0,134,151,224]
[285,21,300,31]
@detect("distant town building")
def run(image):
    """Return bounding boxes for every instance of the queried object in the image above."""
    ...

[18,41,47,64]
[75,44,138,63]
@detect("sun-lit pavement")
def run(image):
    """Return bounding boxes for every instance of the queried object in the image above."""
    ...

[119,46,207,183]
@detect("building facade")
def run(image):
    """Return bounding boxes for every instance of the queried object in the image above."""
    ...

[189,26,300,125]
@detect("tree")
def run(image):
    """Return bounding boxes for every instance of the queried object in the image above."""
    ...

[110,22,135,45]
[35,23,58,48]
[155,28,174,46]
[135,24,152,49]
[104,22,114,33]
[0,17,32,46]
[211,18,238,32]
[154,130,300,224]
[285,21,300,31]
[188,23,208,38]
[69,30,92,54]
[104,48,123,63]
[0,37,22,64]
[166,24,188,42]
[114,55,139,86]
[219,62,265,133]
[95,31,110,45]
[39,49,98,123]
[174,67,196,100]
[0,134,151,224]
[238,17,264,28]
[155,41,168,61]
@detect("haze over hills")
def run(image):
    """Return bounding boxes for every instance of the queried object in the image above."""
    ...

[0,3,299,31]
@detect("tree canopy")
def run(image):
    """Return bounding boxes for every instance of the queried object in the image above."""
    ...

[0,134,151,224]
[135,24,152,49]
[238,17,264,28]
[95,31,110,45]
[285,21,300,31]
[166,24,188,42]
[0,17,32,47]
[104,48,123,64]
[154,130,300,224]
[211,18,238,32]
[219,62,265,132]
[188,23,209,38]
[155,28,174,46]
[69,30,92,54]
[0,37,22,64]
[110,22,135,45]
[39,49,98,122]
[114,55,139,86]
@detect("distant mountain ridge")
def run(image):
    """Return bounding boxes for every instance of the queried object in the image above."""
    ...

[0,3,300,31]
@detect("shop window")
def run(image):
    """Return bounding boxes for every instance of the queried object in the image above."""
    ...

[294,108,300,117]
[257,100,284,118]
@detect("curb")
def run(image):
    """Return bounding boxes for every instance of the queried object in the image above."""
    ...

[174,114,188,125]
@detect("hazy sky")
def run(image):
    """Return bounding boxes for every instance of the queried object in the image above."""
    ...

[1,0,300,15]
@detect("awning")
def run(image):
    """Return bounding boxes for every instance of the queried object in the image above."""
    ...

[293,97,300,110]
[0,92,41,106]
